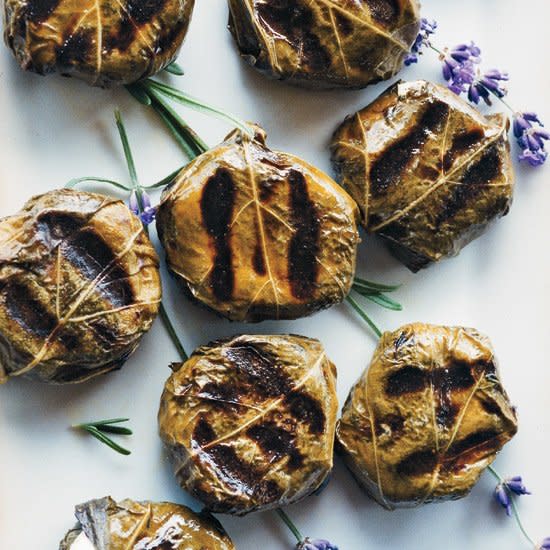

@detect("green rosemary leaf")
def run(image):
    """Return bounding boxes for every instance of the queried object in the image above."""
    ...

[114,110,139,189]
[142,79,253,137]
[125,83,152,106]
[353,277,401,292]
[142,167,183,190]
[346,295,382,338]
[72,418,132,456]
[362,292,403,311]
[94,425,133,435]
[76,417,130,427]
[65,177,130,191]
[164,62,185,76]
[82,426,132,456]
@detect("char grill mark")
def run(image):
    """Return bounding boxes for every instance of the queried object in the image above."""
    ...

[255,2,331,72]
[285,391,325,434]
[127,0,168,24]
[106,13,136,52]
[437,145,502,226]
[370,101,449,197]
[4,281,57,337]
[200,168,236,302]
[247,421,303,468]
[56,28,94,69]
[37,211,85,243]
[63,229,134,308]
[365,0,400,24]
[396,449,438,476]
[194,441,283,506]
[287,169,320,300]
[26,0,60,23]
[224,342,292,398]
[443,128,485,171]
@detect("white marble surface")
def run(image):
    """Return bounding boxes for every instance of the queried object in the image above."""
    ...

[0,1,549,549]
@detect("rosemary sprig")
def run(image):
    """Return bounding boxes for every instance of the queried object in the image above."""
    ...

[72,418,132,456]
[114,111,189,364]
[347,277,403,338]
[164,61,185,76]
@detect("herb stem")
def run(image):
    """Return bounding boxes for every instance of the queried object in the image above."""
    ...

[346,295,383,338]
[115,110,139,190]
[487,466,536,547]
[159,302,188,362]
[276,509,303,544]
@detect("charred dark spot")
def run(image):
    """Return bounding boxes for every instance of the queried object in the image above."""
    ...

[193,418,217,446]
[105,13,136,52]
[126,0,167,24]
[396,449,438,476]
[63,229,134,307]
[200,382,239,403]
[442,430,505,472]
[443,128,485,171]
[252,243,267,275]
[26,0,60,23]
[89,318,119,346]
[370,101,449,197]
[285,392,325,434]
[247,422,299,465]
[287,169,320,300]
[375,414,405,437]
[155,22,185,55]
[225,343,292,398]
[432,362,476,427]
[382,236,432,273]
[436,145,502,225]
[201,168,235,302]
[256,1,331,72]
[56,29,94,69]
[36,212,84,243]
[480,398,502,416]
[57,329,80,351]
[365,0,400,25]
[4,282,57,338]
[386,366,427,396]
[197,443,283,505]
[335,13,353,36]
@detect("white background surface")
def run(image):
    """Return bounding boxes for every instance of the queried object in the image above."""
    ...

[0,1,549,549]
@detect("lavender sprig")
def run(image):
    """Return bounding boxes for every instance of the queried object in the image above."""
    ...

[404,18,437,65]
[406,20,548,167]
[276,509,338,550]
[487,466,544,548]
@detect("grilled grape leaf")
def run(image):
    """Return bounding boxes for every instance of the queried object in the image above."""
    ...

[331,80,515,271]
[4,0,195,87]
[336,323,518,509]
[59,497,235,549]
[0,189,161,384]
[158,334,338,515]
[228,0,421,88]
[157,125,359,322]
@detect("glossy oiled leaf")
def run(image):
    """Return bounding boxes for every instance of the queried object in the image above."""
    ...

[3,0,195,87]
[331,80,515,271]
[0,189,161,384]
[158,334,338,515]
[336,323,518,510]
[156,125,360,322]
[59,497,235,549]
[228,0,421,88]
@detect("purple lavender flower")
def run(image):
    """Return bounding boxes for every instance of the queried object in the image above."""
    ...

[494,483,512,517]
[503,476,531,496]
[298,539,338,550]
[538,537,550,550]
[467,69,509,105]
[404,18,437,65]
[129,190,139,216]
[140,191,157,225]
[441,42,481,94]
[514,111,549,167]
